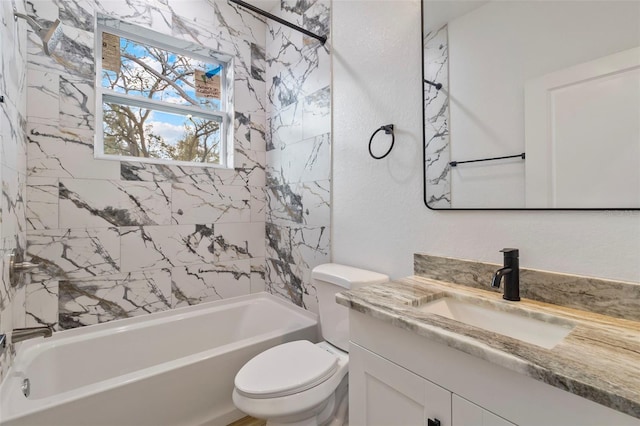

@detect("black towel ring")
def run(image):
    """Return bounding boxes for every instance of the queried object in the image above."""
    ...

[368,124,395,159]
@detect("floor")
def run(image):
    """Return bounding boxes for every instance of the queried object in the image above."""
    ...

[228,416,266,426]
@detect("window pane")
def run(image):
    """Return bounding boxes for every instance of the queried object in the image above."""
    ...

[101,32,222,111]
[103,102,223,164]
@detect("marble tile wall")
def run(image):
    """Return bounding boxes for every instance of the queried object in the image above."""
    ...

[424,25,451,208]
[0,0,28,381]
[24,0,268,330]
[264,1,331,312]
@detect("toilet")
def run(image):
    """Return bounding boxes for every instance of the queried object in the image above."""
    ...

[232,263,389,426]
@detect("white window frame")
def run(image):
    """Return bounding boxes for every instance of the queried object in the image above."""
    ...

[95,21,233,169]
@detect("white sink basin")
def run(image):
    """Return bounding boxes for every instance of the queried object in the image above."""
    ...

[418,297,574,349]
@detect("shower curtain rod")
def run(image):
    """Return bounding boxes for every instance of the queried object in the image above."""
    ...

[229,0,327,45]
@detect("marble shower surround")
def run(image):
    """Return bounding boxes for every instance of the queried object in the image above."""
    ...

[24,0,269,330]
[0,0,28,381]
[414,253,640,321]
[424,24,451,208]
[264,1,331,312]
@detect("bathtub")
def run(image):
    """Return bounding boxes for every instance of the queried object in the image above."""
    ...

[0,292,318,426]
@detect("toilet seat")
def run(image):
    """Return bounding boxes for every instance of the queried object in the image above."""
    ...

[235,341,339,398]
[232,341,349,422]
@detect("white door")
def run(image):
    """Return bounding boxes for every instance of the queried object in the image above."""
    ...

[525,46,640,208]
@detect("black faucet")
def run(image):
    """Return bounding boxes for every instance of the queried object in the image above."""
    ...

[491,248,520,301]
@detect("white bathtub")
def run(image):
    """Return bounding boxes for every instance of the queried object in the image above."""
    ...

[0,293,318,426]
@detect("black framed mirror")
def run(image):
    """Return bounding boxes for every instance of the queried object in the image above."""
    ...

[422,0,640,210]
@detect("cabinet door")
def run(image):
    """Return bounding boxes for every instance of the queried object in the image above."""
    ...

[350,343,452,426]
[453,394,515,426]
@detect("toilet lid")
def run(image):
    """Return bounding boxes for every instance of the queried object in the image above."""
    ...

[235,341,339,398]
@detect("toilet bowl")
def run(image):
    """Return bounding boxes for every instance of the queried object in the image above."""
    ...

[232,264,389,426]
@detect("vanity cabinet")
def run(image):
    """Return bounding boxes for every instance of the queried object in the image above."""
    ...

[348,310,640,426]
[350,343,513,426]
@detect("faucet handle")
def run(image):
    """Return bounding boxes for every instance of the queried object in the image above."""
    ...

[500,248,519,257]
[9,249,42,288]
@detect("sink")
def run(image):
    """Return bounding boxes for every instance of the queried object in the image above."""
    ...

[417,297,574,349]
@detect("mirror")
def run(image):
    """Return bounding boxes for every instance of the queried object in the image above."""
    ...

[423,0,640,209]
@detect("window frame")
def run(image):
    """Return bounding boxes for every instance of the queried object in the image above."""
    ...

[95,22,233,168]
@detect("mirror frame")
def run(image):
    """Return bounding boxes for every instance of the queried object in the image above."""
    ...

[420,0,640,211]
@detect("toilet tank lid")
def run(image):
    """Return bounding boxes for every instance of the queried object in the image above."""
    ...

[312,263,389,289]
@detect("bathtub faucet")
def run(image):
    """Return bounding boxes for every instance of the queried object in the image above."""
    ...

[12,327,53,343]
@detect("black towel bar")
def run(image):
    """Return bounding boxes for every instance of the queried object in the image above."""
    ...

[450,153,525,167]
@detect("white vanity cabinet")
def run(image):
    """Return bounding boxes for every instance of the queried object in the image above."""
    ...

[348,310,640,426]
[350,343,513,426]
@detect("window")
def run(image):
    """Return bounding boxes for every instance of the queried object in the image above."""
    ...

[96,20,233,167]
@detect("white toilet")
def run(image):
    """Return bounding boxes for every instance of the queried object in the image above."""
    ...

[232,263,389,426]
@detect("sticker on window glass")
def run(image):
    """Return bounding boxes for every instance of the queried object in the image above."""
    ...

[102,32,121,73]
[195,69,221,99]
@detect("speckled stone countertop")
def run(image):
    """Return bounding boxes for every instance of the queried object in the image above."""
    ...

[336,276,640,419]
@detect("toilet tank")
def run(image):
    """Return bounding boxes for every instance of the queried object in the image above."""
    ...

[312,263,389,352]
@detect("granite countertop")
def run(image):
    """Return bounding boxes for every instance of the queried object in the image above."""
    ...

[336,275,640,419]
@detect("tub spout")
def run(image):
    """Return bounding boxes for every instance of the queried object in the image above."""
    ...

[12,327,53,343]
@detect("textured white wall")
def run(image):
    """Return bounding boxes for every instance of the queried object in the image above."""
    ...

[331,0,640,283]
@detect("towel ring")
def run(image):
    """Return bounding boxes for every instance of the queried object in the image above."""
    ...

[368,124,395,160]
